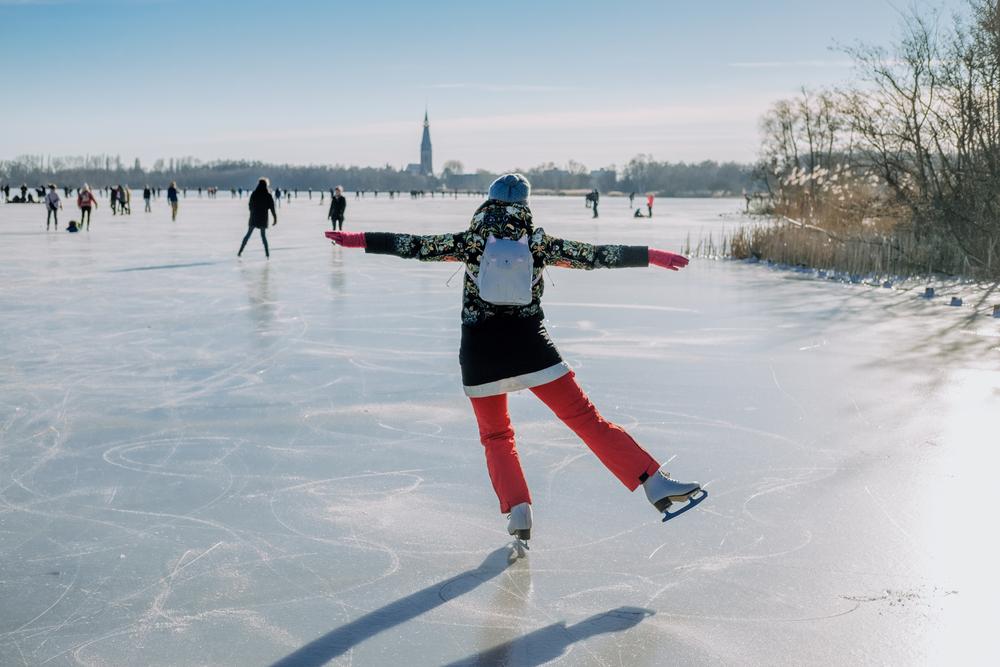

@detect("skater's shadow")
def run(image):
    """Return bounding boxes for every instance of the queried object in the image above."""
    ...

[270,547,515,667]
[443,606,655,666]
[110,261,220,272]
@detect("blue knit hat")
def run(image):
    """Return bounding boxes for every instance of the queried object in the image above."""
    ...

[488,173,531,204]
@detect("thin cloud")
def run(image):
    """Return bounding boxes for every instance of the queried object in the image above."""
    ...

[426,83,579,93]
[435,102,775,132]
[202,98,780,146]
[201,120,418,145]
[729,59,853,69]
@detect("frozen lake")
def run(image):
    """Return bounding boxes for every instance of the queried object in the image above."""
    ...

[1,193,998,665]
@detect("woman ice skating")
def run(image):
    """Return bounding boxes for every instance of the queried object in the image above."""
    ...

[167,181,179,220]
[45,184,62,230]
[327,185,347,231]
[238,178,277,258]
[76,183,97,229]
[326,173,703,548]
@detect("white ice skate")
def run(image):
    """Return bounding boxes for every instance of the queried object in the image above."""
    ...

[507,502,532,552]
[643,467,706,522]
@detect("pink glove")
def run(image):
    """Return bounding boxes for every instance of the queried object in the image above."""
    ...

[325,231,366,248]
[648,248,689,271]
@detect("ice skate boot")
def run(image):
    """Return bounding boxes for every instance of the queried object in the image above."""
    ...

[643,467,706,522]
[507,502,531,551]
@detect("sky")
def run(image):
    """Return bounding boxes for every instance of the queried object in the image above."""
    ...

[0,0,969,173]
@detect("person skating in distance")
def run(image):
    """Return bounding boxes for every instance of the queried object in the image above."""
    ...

[76,183,97,229]
[325,173,703,548]
[45,184,62,230]
[167,181,180,221]
[238,178,277,258]
[328,185,347,231]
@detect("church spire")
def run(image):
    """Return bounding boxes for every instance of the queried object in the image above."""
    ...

[420,109,433,177]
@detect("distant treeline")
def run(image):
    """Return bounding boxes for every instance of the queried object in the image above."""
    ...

[0,155,756,197]
[0,159,437,193]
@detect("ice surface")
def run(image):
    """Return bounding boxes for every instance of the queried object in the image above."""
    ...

[1,193,998,665]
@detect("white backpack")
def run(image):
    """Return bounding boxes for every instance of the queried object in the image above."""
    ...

[471,233,540,305]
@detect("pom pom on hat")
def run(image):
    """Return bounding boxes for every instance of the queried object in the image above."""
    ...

[488,173,531,204]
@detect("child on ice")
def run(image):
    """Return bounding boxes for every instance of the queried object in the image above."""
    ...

[326,174,702,546]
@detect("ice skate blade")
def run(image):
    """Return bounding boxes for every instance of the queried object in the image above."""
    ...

[653,486,703,513]
[661,489,708,523]
[510,537,530,559]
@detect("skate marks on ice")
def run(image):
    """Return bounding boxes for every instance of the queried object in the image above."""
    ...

[268,546,653,667]
[1,466,455,664]
[269,547,514,666]
[840,586,958,612]
[2,198,981,662]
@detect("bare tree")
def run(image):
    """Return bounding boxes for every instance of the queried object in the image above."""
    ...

[441,160,464,176]
[840,1,1000,276]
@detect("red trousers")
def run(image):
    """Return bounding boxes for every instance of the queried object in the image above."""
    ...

[469,371,661,513]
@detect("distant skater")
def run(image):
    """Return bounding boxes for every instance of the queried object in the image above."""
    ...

[119,185,131,215]
[629,192,635,207]
[238,178,277,259]
[327,185,347,231]
[143,185,152,212]
[589,189,600,218]
[646,194,654,218]
[76,184,97,229]
[167,181,179,221]
[325,173,702,548]
[45,184,62,229]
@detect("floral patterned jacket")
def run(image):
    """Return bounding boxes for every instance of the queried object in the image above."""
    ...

[363,200,649,326]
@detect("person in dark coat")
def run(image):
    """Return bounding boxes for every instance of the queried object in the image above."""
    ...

[167,182,180,221]
[327,185,347,231]
[45,184,62,230]
[238,178,277,258]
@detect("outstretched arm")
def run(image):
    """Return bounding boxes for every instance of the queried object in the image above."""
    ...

[541,233,648,269]
[542,233,688,271]
[326,230,467,262]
